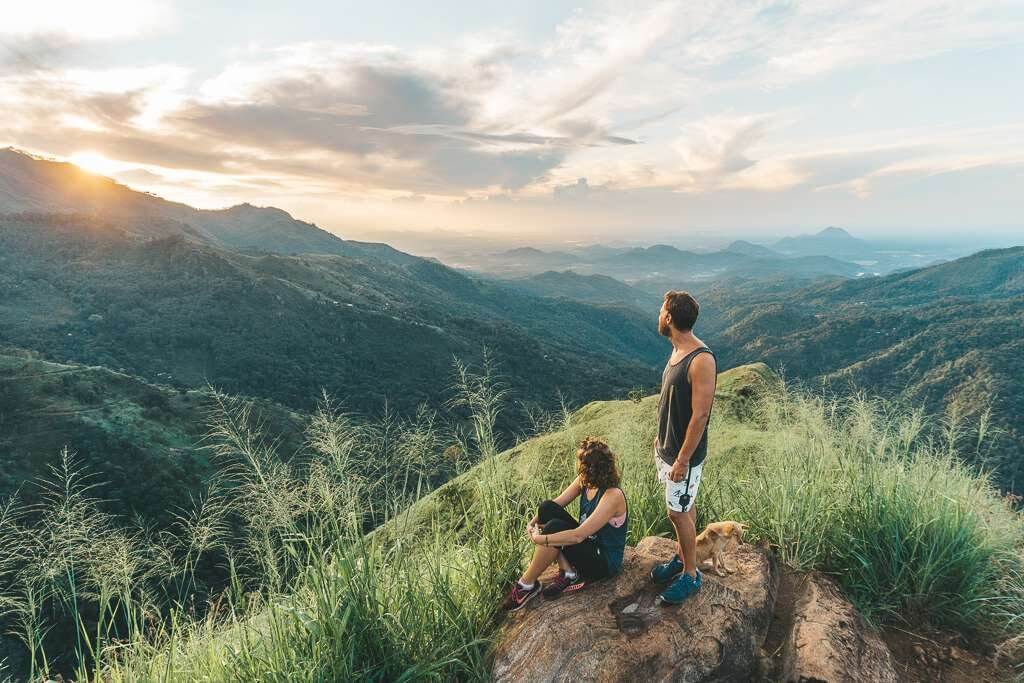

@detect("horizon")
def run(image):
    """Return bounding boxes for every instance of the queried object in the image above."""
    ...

[2,1,1023,245]
[3,145,1020,260]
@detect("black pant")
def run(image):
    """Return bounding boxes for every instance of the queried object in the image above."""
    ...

[537,500,609,580]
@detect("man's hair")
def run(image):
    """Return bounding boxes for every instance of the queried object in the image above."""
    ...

[576,437,621,490]
[663,290,699,331]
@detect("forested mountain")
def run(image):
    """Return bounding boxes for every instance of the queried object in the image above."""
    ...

[772,226,874,258]
[0,349,306,525]
[703,247,1024,491]
[503,271,661,310]
[723,239,780,258]
[0,214,662,419]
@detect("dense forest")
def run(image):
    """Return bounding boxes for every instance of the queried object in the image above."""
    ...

[692,248,1024,492]
[0,214,663,421]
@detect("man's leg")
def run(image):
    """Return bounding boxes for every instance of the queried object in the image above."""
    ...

[653,460,704,599]
[669,505,698,578]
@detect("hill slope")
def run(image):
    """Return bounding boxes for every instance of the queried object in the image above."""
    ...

[708,247,1024,491]
[0,349,306,525]
[503,270,661,309]
[0,148,409,262]
[90,362,1021,682]
[0,214,662,419]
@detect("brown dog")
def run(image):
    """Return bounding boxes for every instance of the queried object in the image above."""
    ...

[695,521,747,576]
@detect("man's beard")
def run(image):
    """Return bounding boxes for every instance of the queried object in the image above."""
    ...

[658,319,671,337]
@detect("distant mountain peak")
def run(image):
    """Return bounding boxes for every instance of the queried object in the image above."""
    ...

[502,246,547,256]
[725,240,778,257]
[647,244,680,252]
[773,225,870,258]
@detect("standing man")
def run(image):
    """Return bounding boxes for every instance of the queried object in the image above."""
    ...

[650,290,717,604]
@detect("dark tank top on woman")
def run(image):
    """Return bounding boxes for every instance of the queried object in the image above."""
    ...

[656,346,715,467]
[579,487,628,574]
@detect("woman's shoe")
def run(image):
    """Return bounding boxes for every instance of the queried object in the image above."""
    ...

[659,570,702,605]
[650,554,684,584]
[501,581,542,611]
[542,571,585,598]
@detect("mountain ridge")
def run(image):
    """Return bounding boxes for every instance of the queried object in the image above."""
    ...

[0,212,663,420]
[0,148,410,263]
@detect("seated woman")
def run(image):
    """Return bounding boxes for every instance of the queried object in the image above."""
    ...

[502,436,629,611]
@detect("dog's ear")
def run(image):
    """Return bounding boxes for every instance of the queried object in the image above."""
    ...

[706,527,720,538]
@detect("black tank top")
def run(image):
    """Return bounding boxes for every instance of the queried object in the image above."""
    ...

[656,347,715,466]
[579,487,628,574]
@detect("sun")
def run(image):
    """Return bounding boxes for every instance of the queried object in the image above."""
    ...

[68,151,124,177]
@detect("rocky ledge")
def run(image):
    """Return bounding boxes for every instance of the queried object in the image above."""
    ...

[491,535,904,683]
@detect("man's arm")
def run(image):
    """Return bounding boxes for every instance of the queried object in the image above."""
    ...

[669,353,716,481]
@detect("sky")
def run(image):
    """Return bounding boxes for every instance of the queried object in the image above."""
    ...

[1,0,1022,245]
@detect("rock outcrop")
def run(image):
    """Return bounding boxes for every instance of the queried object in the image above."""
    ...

[492,536,912,682]
[491,536,778,682]
[780,572,898,683]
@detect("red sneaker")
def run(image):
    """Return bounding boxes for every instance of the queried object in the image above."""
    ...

[501,581,542,611]
[542,571,586,598]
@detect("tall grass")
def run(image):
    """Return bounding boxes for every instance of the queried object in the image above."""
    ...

[0,365,1021,681]
[703,389,1024,637]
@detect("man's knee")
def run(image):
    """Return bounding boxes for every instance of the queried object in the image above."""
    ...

[668,508,693,527]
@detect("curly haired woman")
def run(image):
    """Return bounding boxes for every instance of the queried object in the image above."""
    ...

[501,437,629,611]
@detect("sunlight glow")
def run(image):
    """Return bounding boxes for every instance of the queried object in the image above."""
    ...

[68,151,126,177]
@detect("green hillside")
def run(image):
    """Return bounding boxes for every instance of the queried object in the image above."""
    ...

[502,270,661,309]
[693,247,1024,493]
[36,362,1015,682]
[0,214,661,421]
[0,349,306,525]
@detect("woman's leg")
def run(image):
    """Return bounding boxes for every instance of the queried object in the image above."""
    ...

[561,538,609,581]
[556,552,574,573]
[519,518,577,584]
[520,545,561,585]
[537,499,579,526]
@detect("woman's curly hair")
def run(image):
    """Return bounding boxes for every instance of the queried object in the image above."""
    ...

[576,437,621,490]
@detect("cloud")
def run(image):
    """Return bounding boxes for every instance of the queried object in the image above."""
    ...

[0,0,1021,233]
[0,37,646,196]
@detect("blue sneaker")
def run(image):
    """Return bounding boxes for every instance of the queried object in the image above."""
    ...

[659,570,702,605]
[650,554,684,585]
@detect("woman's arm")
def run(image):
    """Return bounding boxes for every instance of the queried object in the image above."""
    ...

[528,476,582,528]
[533,488,625,547]
[552,476,583,508]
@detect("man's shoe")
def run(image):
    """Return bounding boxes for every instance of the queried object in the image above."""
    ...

[651,554,685,584]
[542,571,585,598]
[659,570,702,605]
[501,581,542,611]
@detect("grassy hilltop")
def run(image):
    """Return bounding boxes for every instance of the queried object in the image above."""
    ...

[2,363,1021,681]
